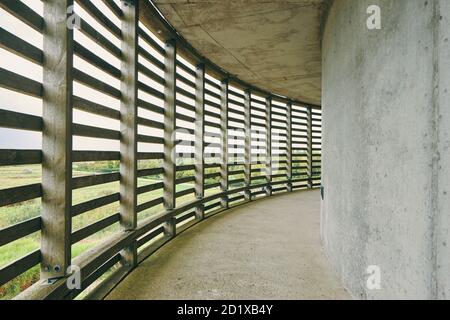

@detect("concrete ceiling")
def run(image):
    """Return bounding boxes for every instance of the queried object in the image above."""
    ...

[153,0,327,105]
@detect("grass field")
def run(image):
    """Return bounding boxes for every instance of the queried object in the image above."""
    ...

[0,162,210,300]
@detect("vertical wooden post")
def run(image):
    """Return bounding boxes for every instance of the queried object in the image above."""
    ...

[41,0,73,280]
[163,39,177,210]
[286,101,293,192]
[220,79,229,208]
[306,105,313,189]
[244,89,252,200]
[119,0,138,267]
[163,217,177,239]
[194,63,205,220]
[265,96,272,196]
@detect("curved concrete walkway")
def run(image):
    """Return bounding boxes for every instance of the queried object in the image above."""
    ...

[107,190,350,300]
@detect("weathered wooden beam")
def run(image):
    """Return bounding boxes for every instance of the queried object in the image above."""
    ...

[244,89,252,200]
[0,250,40,288]
[306,105,313,189]
[163,217,177,239]
[102,0,123,19]
[194,63,205,220]
[0,27,43,65]
[41,0,73,280]
[220,79,229,208]
[0,150,42,166]
[265,96,273,196]
[0,67,42,98]
[0,217,41,247]
[119,0,138,268]
[0,0,44,32]
[163,39,177,210]
[286,101,293,192]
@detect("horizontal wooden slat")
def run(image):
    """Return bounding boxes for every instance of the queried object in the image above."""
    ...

[0,149,41,166]
[138,117,164,130]
[229,194,245,203]
[137,182,164,195]
[79,17,121,59]
[138,99,165,115]
[204,201,221,211]
[176,176,195,185]
[204,182,221,190]
[229,178,245,185]
[72,213,121,244]
[205,121,221,129]
[176,164,195,172]
[205,172,221,179]
[176,126,195,135]
[176,113,195,123]
[204,98,221,109]
[138,134,164,144]
[138,167,164,178]
[176,187,195,198]
[204,88,220,100]
[72,192,120,217]
[138,152,164,160]
[73,68,121,99]
[229,116,245,125]
[176,211,195,224]
[72,151,120,162]
[0,250,40,287]
[205,78,221,91]
[137,197,164,213]
[0,68,42,97]
[250,98,266,107]
[138,63,165,86]
[76,0,122,39]
[0,27,43,64]
[176,99,195,112]
[75,253,122,299]
[0,183,41,207]
[0,0,43,32]
[176,60,196,77]
[0,217,41,246]
[228,97,244,108]
[72,172,120,190]
[176,73,195,88]
[138,46,165,70]
[73,96,120,120]
[0,109,42,131]
[74,41,121,79]
[73,124,120,141]
[101,0,123,19]
[138,81,164,100]
[138,27,165,56]
[136,226,164,248]
[176,87,195,100]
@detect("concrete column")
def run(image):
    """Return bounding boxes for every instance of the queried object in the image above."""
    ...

[321,0,449,299]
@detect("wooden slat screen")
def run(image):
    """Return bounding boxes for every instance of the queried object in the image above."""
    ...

[0,0,321,300]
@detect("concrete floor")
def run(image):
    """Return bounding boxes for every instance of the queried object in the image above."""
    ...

[106,190,350,300]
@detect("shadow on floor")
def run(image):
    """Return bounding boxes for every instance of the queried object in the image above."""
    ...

[106,190,350,300]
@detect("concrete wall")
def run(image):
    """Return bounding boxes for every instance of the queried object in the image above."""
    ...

[321,0,449,299]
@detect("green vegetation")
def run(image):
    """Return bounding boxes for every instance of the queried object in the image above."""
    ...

[0,161,214,300]
[0,155,320,300]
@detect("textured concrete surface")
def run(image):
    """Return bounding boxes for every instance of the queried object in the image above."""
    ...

[321,0,450,299]
[107,191,350,300]
[153,0,329,105]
